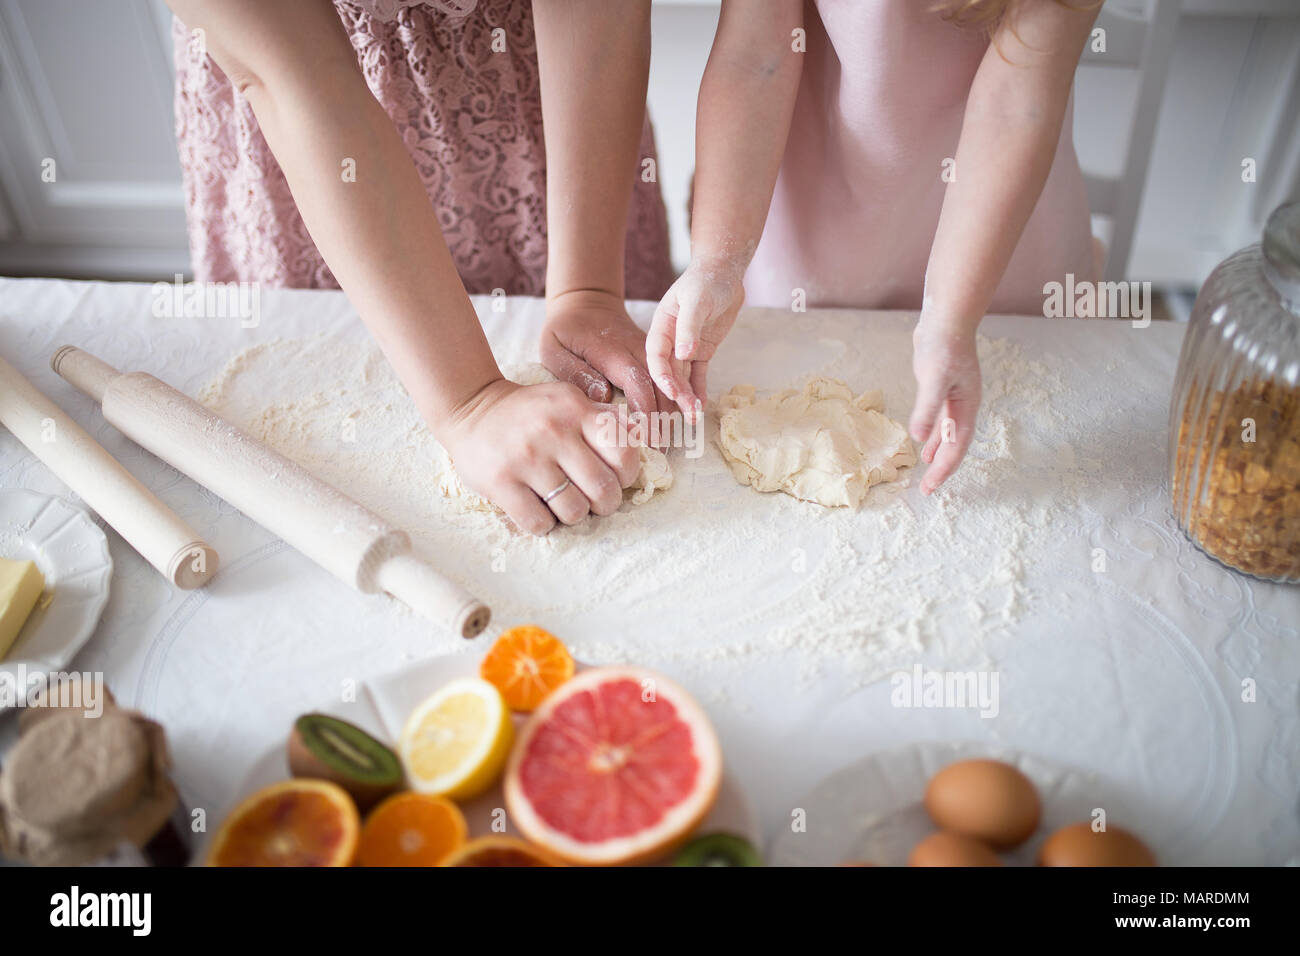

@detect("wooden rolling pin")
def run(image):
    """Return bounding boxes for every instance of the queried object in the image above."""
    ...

[52,346,490,639]
[0,353,216,588]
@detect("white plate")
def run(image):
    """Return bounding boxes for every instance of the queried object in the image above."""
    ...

[209,652,761,865]
[768,741,1147,866]
[0,489,112,707]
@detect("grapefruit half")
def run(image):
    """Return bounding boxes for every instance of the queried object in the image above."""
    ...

[504,666,722,865]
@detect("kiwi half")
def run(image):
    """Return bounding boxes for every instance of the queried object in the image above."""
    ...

[287,713,402,810]
[672,833,763,867]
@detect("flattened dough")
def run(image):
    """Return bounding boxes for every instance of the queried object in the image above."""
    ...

[436,363,672,512]
[716,377,916,508]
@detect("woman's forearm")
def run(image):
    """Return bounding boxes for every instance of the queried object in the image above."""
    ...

[534,0,653,302]
[167,0,501,432]
[254,74,502,430]
[922,0,1100,335]
[690,0,803,268]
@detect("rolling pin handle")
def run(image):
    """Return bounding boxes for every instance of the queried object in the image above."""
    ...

[167,542,220,590]
[374,553,491,639]
[52,346,120,402]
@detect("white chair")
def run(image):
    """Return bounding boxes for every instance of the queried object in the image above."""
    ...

[1080,0,1182,282]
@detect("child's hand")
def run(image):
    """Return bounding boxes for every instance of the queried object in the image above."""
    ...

[909,323,982,495]
[541,289,672,423]
[647,255,746,419]
[438,378,641,535]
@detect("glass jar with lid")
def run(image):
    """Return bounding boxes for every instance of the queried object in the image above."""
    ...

[1170,200,1300,583]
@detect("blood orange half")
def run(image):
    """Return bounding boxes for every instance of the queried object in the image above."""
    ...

[206,779,360,867]
[503,667,722,865]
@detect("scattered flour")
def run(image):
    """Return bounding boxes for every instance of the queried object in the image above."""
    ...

[198,326,1077,691]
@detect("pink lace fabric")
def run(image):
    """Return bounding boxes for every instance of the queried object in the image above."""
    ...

[171,0,674,299]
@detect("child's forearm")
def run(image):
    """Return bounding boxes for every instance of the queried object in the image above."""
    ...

[690,0,803,269]
[167,0,501,434]
[534,0,652,303]
[922,1,1099,336]
[922,88,1067,336]
[925,72,1076,335]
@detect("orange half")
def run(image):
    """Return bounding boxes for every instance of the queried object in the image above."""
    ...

[207,779,360,867]
[358,792,467,867]
[479,625,575,712]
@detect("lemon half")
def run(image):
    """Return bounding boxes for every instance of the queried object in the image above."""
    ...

[400,677,514,800]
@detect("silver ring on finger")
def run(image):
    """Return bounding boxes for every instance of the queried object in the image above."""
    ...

[542,478,571,503]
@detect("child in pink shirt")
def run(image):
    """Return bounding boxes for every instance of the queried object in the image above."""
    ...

[649,0,1100,494]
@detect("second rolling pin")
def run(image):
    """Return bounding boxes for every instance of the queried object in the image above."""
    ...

[0,352,216,588]
[52,346,490,640]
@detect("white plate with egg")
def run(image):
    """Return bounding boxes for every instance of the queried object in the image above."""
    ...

[0,489,112,709]
[769,741,1153,866]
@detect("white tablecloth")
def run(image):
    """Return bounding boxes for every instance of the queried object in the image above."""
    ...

[0,277,1296,865]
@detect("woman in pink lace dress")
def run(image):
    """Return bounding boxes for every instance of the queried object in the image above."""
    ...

[173,0,672,300]
[167,0,675,536]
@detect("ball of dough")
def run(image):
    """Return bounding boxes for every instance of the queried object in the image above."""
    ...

[716,377,915,508]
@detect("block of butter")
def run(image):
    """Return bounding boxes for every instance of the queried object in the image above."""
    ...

[0,556,45,661]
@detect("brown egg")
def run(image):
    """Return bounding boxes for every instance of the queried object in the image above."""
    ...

[1037,822,1156,866]
[924,759,1041,849]
[908,831,1003,867]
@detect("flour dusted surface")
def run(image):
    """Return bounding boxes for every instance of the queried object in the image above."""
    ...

[199,325,1074,689]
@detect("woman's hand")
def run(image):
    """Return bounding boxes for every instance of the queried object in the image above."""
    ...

[437,377,641,536]
[541,289,672,422]
[647,255,746,419]
[909,322,982,495]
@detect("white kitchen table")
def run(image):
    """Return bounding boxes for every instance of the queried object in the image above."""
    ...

[0,277,1296,865]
